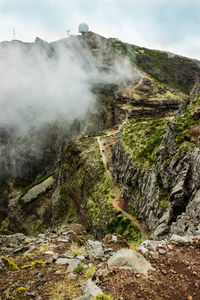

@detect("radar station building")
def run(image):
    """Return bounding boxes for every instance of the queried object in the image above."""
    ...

[78,23,89,35]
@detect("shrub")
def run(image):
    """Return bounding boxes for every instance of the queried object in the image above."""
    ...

[74,263,84,273]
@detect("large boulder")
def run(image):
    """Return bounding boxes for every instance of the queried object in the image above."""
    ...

[107,249,154,275]
[20,176,55,205]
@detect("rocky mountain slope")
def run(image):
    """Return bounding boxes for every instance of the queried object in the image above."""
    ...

[1,225,200,299]
[0,31,200,299]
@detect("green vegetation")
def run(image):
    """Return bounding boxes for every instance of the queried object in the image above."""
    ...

[109,38,198,94]
[2,257,19,271]
[69,243,85,257]
[175,94,200,153]
[17,287,26,294]
[156,174,169,212]
[52,185,79,228]
[127,206,138,219]
[109,211,141,242]
[122,118,168,165]
[74,263,84,273]
[86,175,115,232]
[30,219,46,236]
[160,199,169,211]
[85,265,95,279]
[19,172,55,197]
[22,260,45,269]
[91,295,115,300]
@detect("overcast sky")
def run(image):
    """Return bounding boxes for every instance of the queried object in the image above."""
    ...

[0,0,200,60]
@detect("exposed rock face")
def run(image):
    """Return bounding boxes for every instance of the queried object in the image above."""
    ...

[21,176,55,205]
[111,119,200,239]
[111,141,161,230]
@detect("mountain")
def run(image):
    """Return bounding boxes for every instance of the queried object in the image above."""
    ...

[0,32,200,299]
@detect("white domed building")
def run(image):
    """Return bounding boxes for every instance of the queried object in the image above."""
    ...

[78,23,89,34]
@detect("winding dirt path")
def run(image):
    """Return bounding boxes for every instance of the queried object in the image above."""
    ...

[97,136,149,239]
[118,75,144,133]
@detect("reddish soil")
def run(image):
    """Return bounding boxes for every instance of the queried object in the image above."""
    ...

[97,137,149,240]
[100,242,200,300]
[66,184,87,228]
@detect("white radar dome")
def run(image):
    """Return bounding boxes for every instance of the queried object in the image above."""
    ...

[78,23,89,33]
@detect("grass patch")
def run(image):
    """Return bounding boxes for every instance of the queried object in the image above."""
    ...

[174,93,200,155]
[74,263,84,273]
[108,211,141,242]
[122,118,168,165]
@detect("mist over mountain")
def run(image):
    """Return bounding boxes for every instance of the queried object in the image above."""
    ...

[0,31,200,300]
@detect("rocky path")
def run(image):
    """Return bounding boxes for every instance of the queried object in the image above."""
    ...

[117,75,144,134]
[97,136,149,239]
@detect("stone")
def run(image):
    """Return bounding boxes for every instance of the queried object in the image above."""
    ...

[158,248,167,255]
[55,258,70,265]
[170,234,190,245]
[107,249,154,275]
[111,235,118,242]
[77,255,85,260]
[141,240,160,252]
[38,234,46,239]
[57,237,69,243]
[68,272,76,277]
[43,251,54,255]
[137,245,149,255]
[151,253,159,260]
[67,259,80,272]
[77,279,103,300]
[87,240,104,260]
[21,176,55,204]
[55,258,80,271]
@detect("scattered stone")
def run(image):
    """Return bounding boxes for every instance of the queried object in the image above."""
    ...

[158,248,167,255]
[151,252,160,260]
[38,234,46,239]
[68,272,76,277]
[55,258,70,265]
[141,240,160,252]
[13,246,26,253]
[107,249,154,275]
[111,235,118,242]
[55,258,80,271]
[77,255,85,260]
[170,235,190,245]
[44,251,54,255]
[57,237,69,243]
[77,278,103,300]
[87,240,104,260]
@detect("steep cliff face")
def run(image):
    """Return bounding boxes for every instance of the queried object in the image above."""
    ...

[111,92,200,239]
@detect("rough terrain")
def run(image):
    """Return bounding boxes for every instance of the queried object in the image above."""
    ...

[1,225,200,299]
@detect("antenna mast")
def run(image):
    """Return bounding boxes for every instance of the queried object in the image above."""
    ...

[12,28,16,40]
[67,29,70,38]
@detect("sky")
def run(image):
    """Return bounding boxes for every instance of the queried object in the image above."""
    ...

[0,0,200,60]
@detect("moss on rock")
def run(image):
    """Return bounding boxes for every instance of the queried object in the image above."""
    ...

[2,257,19,271]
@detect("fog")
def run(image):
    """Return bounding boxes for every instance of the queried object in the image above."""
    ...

[0,39,97,131]
[0,37,140,133]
